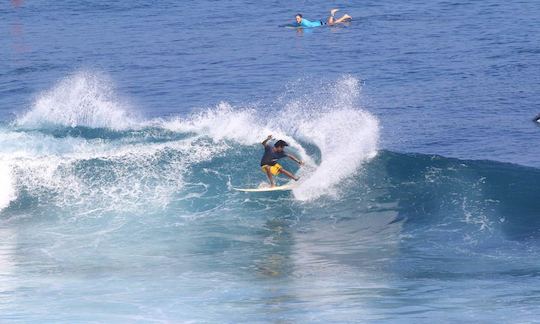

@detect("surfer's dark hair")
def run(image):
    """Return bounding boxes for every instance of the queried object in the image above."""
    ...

[274,140,289,148]
[296,13,302,18]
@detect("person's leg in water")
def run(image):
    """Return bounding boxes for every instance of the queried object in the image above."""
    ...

[327,8,352,25]
[279,168,299,181]
[263,165,275,187]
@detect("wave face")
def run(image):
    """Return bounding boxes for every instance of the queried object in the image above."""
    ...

[2,72,540,322]
[3,72,379,209]
[2,72,540,238]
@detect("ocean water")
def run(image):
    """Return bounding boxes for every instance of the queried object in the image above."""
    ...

[1,0,540,322]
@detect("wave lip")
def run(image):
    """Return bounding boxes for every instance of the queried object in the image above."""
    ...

[3,72,380,211]
[160,102,266,145]
[294,108,379,201]
[284,76,380,201]
[15,71,138,130]
[159,76,380,201]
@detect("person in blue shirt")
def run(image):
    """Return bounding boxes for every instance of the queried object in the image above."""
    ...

[260,135,303,187]
[294,9,352,28]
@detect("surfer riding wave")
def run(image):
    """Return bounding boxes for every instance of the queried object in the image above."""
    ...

[260,135,303,187]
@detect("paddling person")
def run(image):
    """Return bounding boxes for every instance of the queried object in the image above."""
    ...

[293,9,352,28]
[261,135,303,187]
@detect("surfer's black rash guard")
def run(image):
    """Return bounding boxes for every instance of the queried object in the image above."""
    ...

[260,145,286,166]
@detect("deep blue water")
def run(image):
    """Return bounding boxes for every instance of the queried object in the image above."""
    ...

[1,0,540,322]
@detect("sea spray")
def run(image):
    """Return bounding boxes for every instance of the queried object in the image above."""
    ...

[293,108,379,200]
[0,162,16,211]
[160,102,266,145]
[16,71,138,130]
[279,76,379,200]
[161,76,379,201]
[1,70,539,248]
[3,72,380,213]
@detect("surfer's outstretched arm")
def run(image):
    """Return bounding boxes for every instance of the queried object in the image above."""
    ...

[262,135,273,146]
[286,154,303,165]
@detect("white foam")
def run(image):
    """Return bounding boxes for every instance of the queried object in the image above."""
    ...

[4,72,379,209]
[161,102,267,145]
[281,76,379,200]
[0,162,16,211]
[161,75,379,201]
[6,135,226,212]
[16,71,137,130]
[293,108,379,201]
[1,118,228,212]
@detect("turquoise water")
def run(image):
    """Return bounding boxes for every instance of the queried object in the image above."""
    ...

[2,0,540,322]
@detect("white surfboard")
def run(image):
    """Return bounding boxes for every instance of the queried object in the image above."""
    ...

[233,184,294,192]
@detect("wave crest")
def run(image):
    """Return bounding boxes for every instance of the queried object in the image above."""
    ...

[161,76,379,201]
[16,71,137,130]
[4,72,379,211]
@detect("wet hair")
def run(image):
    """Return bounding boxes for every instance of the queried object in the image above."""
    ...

[296,13,302,18]
[274,140,289,148]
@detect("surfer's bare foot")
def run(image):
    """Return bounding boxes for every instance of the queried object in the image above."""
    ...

[294,176,300,181]
[330,8,339,17]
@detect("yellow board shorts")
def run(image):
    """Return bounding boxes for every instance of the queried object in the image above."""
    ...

[261,163,282,176]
